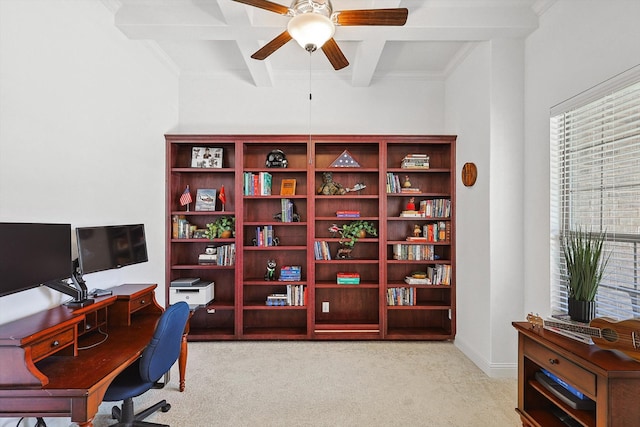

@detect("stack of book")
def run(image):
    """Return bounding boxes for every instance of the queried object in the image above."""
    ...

[337,272,360,285]
[401,154,429,169]
[266,293,288,306]
[279,265,301,281]
[336,210,360,218]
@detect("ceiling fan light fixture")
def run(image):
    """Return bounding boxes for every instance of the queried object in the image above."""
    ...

[287,13,335,52]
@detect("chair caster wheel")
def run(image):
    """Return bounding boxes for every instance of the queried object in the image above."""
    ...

[161,403,171,412]
[111,406,121,420]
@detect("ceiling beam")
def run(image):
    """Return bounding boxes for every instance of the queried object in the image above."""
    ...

[217,0,274,87]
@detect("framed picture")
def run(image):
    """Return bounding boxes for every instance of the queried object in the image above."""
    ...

[192,229,207,239]
[191,147,223,168]
[195,189,217,211]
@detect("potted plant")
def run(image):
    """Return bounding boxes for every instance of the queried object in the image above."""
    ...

[562,227,609,322]
[337,220,378,258]
[205,216,235,239]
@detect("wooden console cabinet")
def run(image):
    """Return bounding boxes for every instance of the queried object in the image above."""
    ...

[166,135,456,341]
[513,321,640,427]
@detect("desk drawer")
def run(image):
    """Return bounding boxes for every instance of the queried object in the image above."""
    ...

[130,292,154,313]
[525,338,596,396]
[30,327,75,362]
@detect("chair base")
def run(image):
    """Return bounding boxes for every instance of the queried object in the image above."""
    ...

[111,396,171,427]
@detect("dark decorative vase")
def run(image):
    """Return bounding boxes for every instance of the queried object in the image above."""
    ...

[568,298,596,323]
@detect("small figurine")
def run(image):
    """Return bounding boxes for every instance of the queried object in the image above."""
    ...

[265,259,277,281]
[413,224,422,237]
[336,247,352,259]
[406,197,416,211]
[346,183,366,193]
[328,223,340,237]
[317,172,346,195]
[403,176,412,188]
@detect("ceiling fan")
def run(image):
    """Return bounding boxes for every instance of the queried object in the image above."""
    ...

[232,0,408,70]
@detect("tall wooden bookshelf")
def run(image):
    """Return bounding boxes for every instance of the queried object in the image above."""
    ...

[165,135,456,341]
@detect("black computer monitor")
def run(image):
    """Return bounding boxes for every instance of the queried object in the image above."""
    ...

[76,224,148,275]
[0,222,74,298]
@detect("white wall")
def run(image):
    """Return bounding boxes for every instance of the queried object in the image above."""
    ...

[177,73,445,134]
[444,42,493,370]
[522,1,640,318]
[0,0,178,332]
[443,38,526,377]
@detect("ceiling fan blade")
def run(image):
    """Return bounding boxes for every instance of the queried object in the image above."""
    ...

[251,31,292,60]
[335,8,409,26]
[232,0,290,15]
[321,38,349,70]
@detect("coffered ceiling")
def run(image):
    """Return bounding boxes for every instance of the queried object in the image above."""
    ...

[106,0,549,87]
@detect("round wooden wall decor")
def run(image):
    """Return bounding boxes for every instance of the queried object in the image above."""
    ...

[461,162,478,187]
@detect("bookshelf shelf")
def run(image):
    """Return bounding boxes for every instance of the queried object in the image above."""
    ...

[166,135,455,341]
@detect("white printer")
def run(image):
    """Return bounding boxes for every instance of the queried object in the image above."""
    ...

[169,278,214,307]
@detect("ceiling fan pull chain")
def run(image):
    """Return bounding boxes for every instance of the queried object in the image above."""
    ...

[308,50,313,162]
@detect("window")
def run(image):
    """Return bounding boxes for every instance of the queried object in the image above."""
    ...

[551,67,640,320]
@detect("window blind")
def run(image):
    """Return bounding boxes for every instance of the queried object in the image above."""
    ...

[551,71,640,320]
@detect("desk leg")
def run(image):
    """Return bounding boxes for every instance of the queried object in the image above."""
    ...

[179,332,187,392]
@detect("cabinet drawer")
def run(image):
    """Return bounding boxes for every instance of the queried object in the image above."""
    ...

[130,292,154,313]
[30,327,75,362]
[525,338,596,396]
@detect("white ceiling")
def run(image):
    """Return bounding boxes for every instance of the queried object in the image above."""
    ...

[106,0,550,87]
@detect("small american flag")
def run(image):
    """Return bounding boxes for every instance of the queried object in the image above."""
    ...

[180,185,192,206]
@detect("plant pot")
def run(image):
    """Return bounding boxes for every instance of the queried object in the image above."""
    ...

[568,297,596,323]
[220,230,232,239]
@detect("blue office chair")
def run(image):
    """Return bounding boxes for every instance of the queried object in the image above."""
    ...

[103,301,190,427]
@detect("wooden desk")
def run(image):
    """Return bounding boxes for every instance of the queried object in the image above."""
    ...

[513,321,640,427]
[0,284,173,427]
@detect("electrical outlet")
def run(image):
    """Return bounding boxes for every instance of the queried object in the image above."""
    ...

[322,301,329,313]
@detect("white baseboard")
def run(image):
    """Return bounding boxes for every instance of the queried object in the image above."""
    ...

[455,337,518,378]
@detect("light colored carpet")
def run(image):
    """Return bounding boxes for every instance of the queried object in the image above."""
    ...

[90,341,519,427]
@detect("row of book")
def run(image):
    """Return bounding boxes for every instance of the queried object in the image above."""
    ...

[405,222,450,243]
[280,198,296,223]
[387,287,416,306]
[243,172,272,196]
[401,154,429,169]
[254,225,276,247]
[266,285,306,306]
[314,241,332,260]
[278,265,302,281]
[392,244,437,261]
[198,243,236,266]
[337,272,360,284]
[386,173,423,194]
[420,199,451,218]
[427,264,452,285]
